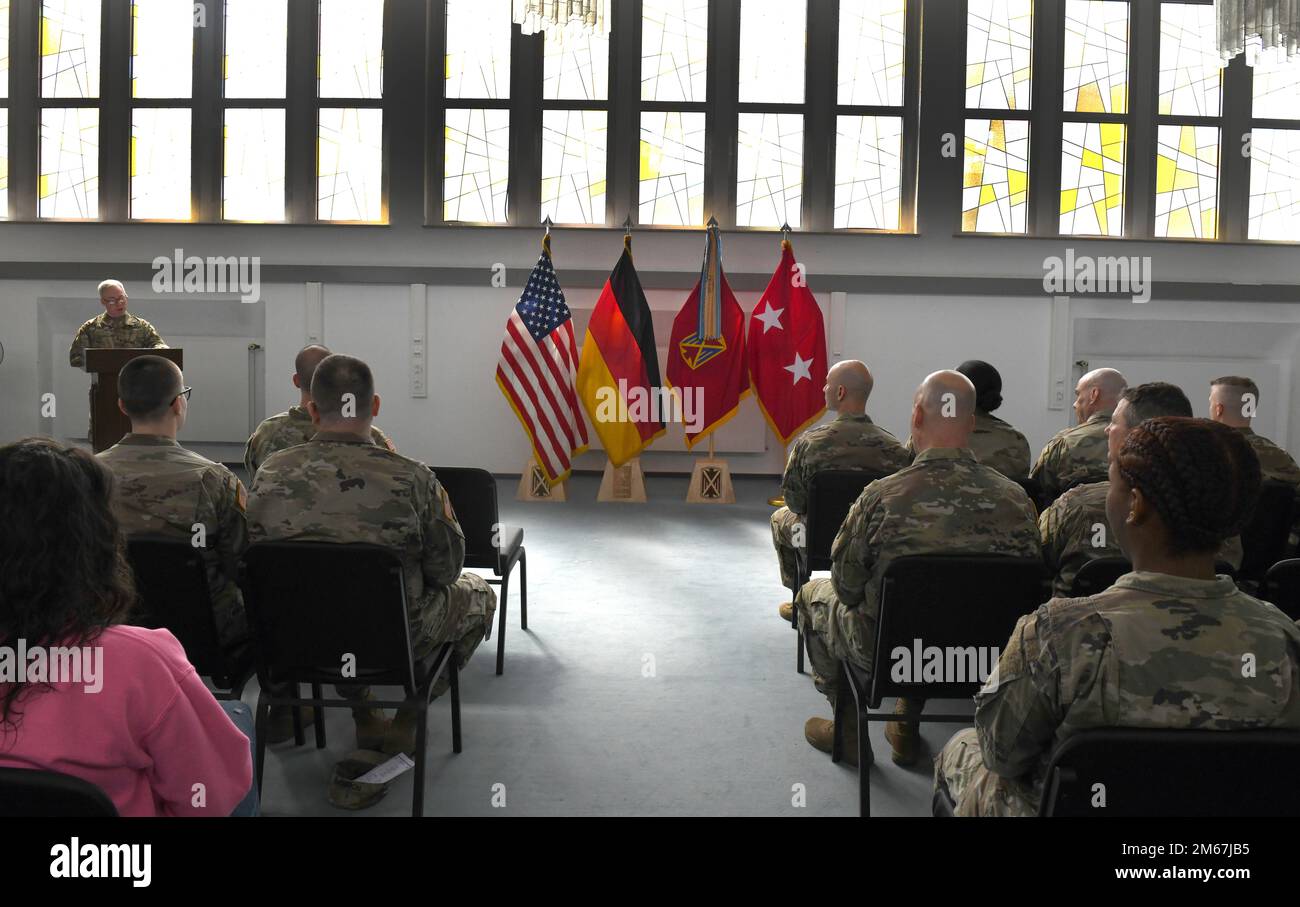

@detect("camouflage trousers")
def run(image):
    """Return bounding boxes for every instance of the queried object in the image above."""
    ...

[794,578,876,709]
[339,572,497,706]
[770,507,804,591]
[934,727,1039,817]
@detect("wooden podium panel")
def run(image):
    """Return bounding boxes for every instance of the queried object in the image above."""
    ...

[83,348,183,452]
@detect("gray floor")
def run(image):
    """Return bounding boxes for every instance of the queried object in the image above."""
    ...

[242,473,974,816]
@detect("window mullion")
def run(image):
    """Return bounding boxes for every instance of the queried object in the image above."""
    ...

[607,0,640,228]
[1030,0,1065,237]
[99,0,130,221]
[11,0,38,220]
[508,28,543,226]
[804,0,838,232]
[705,0,739,228]
[1219,53,1253,242]
[286,0,317,223]
[194,0,222,221]
[1126,0,1157,239]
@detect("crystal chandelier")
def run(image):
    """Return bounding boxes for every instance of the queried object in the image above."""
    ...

[1216,0,1300,66]
[513,0,611,40]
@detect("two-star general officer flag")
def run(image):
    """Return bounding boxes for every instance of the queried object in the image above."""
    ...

[748,239,827,444]
[575,237,665,467]
[496,242,589,484]
[665,225,749,448]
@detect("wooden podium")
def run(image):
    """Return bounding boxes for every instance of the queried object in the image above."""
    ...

[84,348,183,452]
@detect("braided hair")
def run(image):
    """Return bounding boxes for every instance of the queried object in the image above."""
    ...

[1115,417,1261,554]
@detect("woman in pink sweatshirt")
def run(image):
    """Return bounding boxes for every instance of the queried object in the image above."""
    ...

[0,437,254,816]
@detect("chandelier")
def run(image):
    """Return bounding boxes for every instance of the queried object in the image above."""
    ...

[1217,0,1300,66]
[513,0,611,40]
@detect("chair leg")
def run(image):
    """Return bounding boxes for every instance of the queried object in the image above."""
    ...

[830,679,843,765]
[254,689,270,797]
[412,702,429,818]
[495,569,509,676]
[519,549,528,630]
[449,656,462,754]
[292,683,305,747]
[796,630,805,674]
[858,706,870,818]
[311,683,326,749]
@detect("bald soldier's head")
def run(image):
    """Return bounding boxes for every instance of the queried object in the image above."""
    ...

[292,345,332,405]
[909,370,977,453]
[823,360,875,415]
[308,353,382,434]
[1073,367,1127,424]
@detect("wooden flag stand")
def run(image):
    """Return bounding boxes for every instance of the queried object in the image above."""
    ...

[516,456,567,502]
[597,456,647,503]
[686,436,735,504]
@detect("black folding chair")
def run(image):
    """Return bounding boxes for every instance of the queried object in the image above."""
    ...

[1259,558,1300,621]
[241,542,463,818]
[433,466,526,676]
[1070,555,1237,599]
[791,469,891,674]
[832,555,1050,816]
[1040,727,1300,816]
[1239,480,1300,583]
[0,768,119,817]
[1015,476,1045,515]
[125,535,258,702]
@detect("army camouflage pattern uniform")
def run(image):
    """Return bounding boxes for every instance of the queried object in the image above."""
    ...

[1029,411,1112,504]
[935,572,1300,816]
[771,413,911,591]
[794,448,1041,706]
[246,432,496,699]
[244,405,396,476]
[69,312,167,368]
[906,410,1031,480]
[97,434,251,655]
[1238,428,1300,485]
[1040,481,1243,597]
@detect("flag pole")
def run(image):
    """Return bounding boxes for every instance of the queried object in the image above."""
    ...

[767,223,793,507]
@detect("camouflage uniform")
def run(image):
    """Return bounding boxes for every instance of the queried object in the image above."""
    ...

[97,434,250,655]
[244,405,395,476]
[246,432,495,700]
[771,412,910,590]
[1040,481,1243,597]
[1029,411,1112,504]
[935,572,1300,816]
[69,312,167,368]
[794,448,1041,707]
[906,410,1031,480]
[1239,427,1300,485]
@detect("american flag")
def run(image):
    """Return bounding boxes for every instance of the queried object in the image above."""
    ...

[495,250,589,483]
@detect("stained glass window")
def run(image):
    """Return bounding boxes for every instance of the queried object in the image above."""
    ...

[642,0,708,103]
[541,109,607,224]
[640,111,705,226]
[1064,0,1129,114]
[318,108,383,221]
[544,30,608,101]
[1158,2,1220,117]
[838,0,906,107]
[444,108,509,222]
[224,109,285,221]
[1060,120,1126,235]
[835,115,903,230]
[446,0,511,100]
[132,0,193,99]
[132,108,191,220]
[963,118,1029,233]
[41,0,100,99]
[320,0,383,98]
[739,0,805,104]
[1248,129,1300,241]
[0,110,8,219]
[1154,124,1218,238]
[737,113,803,228]
[966,0,1033,110]
[225,0,287,98]
[40,107,98,218]
[1252,63,1300,121]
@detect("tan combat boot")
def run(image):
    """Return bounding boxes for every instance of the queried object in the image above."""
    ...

[883,699,920,766]
[778,601,794,622]
[803,715,871,768]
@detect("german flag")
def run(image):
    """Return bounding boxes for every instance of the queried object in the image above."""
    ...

[576,239,665,467]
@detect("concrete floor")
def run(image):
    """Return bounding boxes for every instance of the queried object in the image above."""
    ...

[242,472,974,817]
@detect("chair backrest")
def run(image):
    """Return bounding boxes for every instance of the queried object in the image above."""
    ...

[870,555,1050,706]
[1069,556,1132,598]
[1239,480,1299,581]
[125,535,235,686]
[1015,476,1044,514]
[0,768,119,817]
[240,542,416,691]
[1261,558,1300,621]
[805,469,891,571]
[1040,727,1300,816]
[431,466,501,571]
